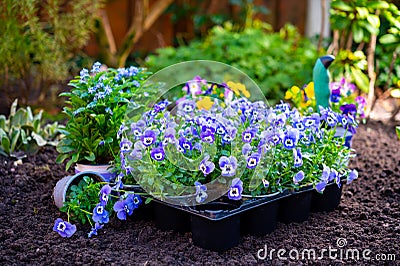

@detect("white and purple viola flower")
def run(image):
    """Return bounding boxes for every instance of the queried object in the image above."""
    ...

[141,129,157,147]
[246,152,261,169]
[199,155,215,176]
[113,194,141,220]
[347,169,358,185]
[293,148,303,167]
[120,138,133,153]
[283,128,300,149]
[92,203,110,224]
[99,184,112,205]
[219,156,238,177]
[53,218,77,238]
[150,146,165,161]
[293,170,305,185]
[228,178,243,200]
[194,181,208,203]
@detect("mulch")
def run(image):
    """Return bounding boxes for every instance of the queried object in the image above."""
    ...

[0,120,399,265]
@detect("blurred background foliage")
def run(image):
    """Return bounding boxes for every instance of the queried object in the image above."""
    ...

[0,0,399,118]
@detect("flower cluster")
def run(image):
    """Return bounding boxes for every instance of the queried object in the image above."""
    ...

[57,62,151,171]
[285,78,367,120]
[54,176,142,238]
[117,77,358,202]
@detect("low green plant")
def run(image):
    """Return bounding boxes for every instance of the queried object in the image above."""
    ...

[145,22,320,104]
[0,99,62,158]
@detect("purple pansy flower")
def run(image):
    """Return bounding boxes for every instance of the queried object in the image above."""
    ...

[88,222,104,238]
[199,155,215,176]
[113,194,141,220]
[141,129,156,146]
[92,203,109,224]
[315,181,327,193]
[178,137,193,153]
[99,184,112,205]
[150,147,165,161]
[219,156,238,177]
[293,148,303,167]
[347,169,358,184]
[325,111,338,127]
[228,178,243,200]
[320,165,331,182]
[330,87,341,103]
[120,138,133,153]
[242,128,256,143]
[242,143,252,156]
[194,181,208,203]
[200,128,215,144]
[293,170,305,185]
[328,169,338,183]
[53,218,77,238]
[246,153,261,169]
[283,128,300,149]
[179,100,196,114]
[340,104,357,116]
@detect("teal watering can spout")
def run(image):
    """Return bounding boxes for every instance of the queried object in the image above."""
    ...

[313,55,335,111]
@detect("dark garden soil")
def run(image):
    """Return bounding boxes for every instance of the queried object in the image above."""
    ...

[0,121,399,265]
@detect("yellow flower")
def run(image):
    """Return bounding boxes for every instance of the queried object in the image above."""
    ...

[285,86,300,100]
[304,82,315,99]
[226,81,247,96]
[196,96,214,110]
[220,93,224,98]
[242,89,251,98]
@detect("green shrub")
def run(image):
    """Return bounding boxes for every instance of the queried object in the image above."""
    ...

[0,0,104,106]
[145,22,320,104]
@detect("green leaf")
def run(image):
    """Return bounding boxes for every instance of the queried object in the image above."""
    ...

[31,132,46,146]
[1,136,10,154]
[10,99,18,117]
[84,152,95,162]
[366,1,389,10]
[10,128,20,152]
[356,7,369,19]
[366,14,380,29]
[56,153,69,164]
[396,126,400,140]
[379,34,399,45]
[0,115,6,130]
[352,23,364,43]
[56,144,75,153]
[144,197,153,204]
[331,1,354,12]
[350,66,369,92]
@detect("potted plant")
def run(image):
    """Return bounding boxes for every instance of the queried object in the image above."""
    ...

[116,75,359,247]
[53,172,144,238]
[56,62,151,181]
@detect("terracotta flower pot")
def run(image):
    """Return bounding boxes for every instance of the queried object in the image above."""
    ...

[53,171,104,209]
[75,163,117,182]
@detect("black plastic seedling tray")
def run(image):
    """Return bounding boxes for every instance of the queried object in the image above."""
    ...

[134,182,344,251]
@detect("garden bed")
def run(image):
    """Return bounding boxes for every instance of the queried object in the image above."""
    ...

[0,121,399,265]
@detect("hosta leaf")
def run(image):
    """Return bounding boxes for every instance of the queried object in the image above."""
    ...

[10,128,20,153]
[10,99,18,117]
[1,136,10,154]
[31,132,47,146]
